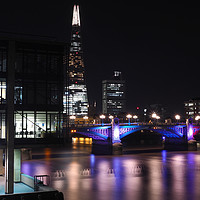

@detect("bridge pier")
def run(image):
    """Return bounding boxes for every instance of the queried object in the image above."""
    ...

[92,118,123,155]
[111,118,123,154]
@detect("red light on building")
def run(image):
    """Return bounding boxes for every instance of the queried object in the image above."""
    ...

[136,107,139,110]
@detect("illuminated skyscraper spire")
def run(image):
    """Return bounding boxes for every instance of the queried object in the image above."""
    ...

[65,4,88,117]
[72,5,81,26]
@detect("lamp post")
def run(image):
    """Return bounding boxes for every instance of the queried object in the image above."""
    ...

[133,115,138,123]
[100,114,106,125]
[152,113,157,124]
[175,114,180,124]
[69,115,76,125]
[156,115,160,123]
[109,115,114,123]
[152,113,157,119]
[126,114,132,125]
[195,115,200,124]
[83,116,88,124]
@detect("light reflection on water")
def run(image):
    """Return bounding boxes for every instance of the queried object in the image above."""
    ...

[21,147,200,200]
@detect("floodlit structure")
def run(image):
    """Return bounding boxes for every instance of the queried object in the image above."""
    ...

[185,98,200,119]
[65,5,88,117]
[102,71,126,115]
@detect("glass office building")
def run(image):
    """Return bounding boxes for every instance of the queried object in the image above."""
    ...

[0,38,67,139]
[185,98,200,119]
[65,5,88,117]
[102,71,126,115]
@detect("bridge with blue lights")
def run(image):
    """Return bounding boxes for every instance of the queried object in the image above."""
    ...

[70,121,200,143]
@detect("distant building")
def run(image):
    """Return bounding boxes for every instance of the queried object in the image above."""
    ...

[140,104,168,122]
[184,98,200,119]
[0,37,67,139]
[88,102,97,118]
[65,4,88,117]
[102,71,126,115]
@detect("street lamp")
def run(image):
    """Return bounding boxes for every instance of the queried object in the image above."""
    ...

[133,115,138,122]
[126,114,132,125]
[69,115,76,120]
[83,116,88,124]
[152,113,157,119]
[175,114,180,123]
[195,115,200,124]
[109,115,114,123]
[156,115,160,123]
[151,113,159,124]
[69,115,76,125]
[100,114,106,125]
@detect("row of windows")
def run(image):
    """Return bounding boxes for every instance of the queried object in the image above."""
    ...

[0,49,6,72]
[185,103,200,106]
[0,111,63,139]
[107,83,124,91]
[0,80,61,106]
[107,92,124,97]
[185,107,200,111]
[186,111,200,115]
[15,53,61,74]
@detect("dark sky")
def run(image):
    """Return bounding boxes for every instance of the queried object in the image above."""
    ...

[0,0,200,116]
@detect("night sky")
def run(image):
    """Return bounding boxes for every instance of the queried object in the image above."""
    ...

[0,1,199,116]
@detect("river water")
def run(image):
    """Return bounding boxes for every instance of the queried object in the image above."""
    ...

[21,145,200,200]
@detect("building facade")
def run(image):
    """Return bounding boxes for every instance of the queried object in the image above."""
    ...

[102,71,126,115]
[65,5,88,117]
[0,38,67,139]
[184,98,200,119]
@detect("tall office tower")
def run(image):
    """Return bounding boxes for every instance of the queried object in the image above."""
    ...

[185,98,200,119]
[65,4,88,117]
[102,71,126,115]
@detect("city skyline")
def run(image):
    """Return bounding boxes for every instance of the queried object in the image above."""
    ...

[0,1,199,116]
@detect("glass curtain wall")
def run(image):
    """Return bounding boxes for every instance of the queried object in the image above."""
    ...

[0,40,65,140]
[15,111,62,138]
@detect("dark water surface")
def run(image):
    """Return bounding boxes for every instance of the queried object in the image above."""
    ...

[21,145,200,200]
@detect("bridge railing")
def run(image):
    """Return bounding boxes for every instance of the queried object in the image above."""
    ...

[69,123,111,128]
[69,122,187,128]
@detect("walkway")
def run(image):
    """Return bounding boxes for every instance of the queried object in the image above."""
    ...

[0,176,33,195]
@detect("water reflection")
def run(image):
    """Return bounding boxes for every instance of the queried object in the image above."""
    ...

[22,147,200,200]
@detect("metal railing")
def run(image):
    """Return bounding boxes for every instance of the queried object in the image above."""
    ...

[34,175,50,191]
[69,122,187,128]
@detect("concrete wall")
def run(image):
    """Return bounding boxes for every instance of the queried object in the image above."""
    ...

[14,149,21,182]
[21,173,34,188]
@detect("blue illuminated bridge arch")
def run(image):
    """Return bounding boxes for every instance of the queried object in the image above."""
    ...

[71,123,188,141]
